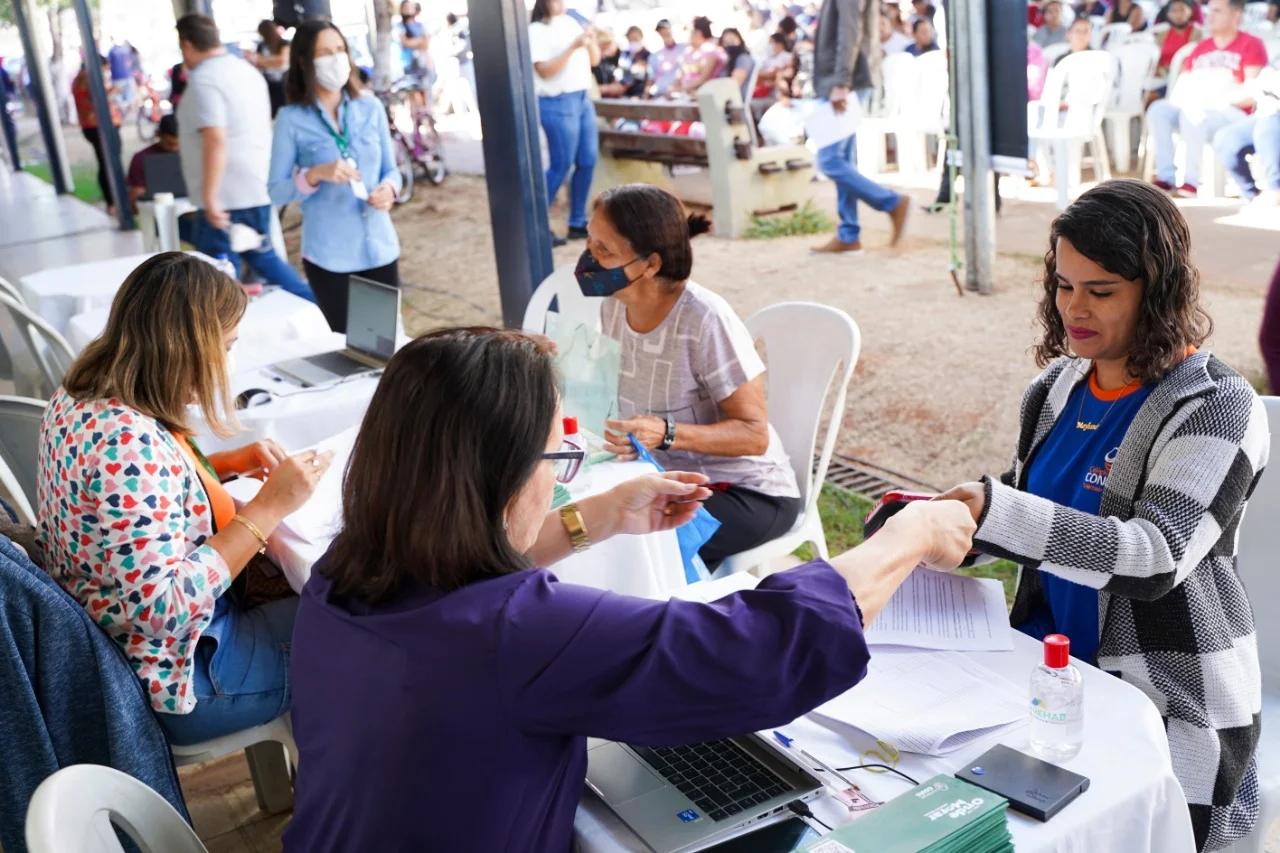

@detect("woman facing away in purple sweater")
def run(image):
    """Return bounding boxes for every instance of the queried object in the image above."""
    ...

[283,327,976,853]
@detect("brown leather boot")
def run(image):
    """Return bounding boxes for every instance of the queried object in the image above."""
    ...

[889,196,911,247]
[811,236,864,255]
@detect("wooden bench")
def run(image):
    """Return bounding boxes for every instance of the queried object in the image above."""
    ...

[589,79,814,238]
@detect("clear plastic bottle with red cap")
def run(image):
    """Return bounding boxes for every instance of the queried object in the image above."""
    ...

[562,416,588,489]
[1029,634,1084,762]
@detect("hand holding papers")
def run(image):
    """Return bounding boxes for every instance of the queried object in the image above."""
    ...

[278,427,358,543]
[801,96,864,150]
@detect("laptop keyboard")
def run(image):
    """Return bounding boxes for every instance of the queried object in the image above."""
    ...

[303,350,374,378]
[631,740,795,822]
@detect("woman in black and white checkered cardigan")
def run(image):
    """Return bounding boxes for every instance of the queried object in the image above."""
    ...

[942,181,1269,852]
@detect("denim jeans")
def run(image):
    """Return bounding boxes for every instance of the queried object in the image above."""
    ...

[192,205,315,303]
[1213,113,1280,199]
[816,134,901,244]
[1146,99,1246,189]
[157,595,298,746]
[539,90,599,229]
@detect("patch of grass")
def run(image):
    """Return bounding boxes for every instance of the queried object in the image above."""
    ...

[23,161,105,205]
[796,485,1019,609]
[742,201,834,240]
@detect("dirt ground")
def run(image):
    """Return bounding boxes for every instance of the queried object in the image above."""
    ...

[281,174,1272,491]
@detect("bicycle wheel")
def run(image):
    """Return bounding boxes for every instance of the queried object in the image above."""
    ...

[136,97,158,142]
[414,114,448,185]
[394,131,415,204]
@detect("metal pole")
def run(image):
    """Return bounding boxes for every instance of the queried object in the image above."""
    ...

[172,0,213,18]
[72,0,133,229]
[953,0,978,287]
[469,0,554,328]
[966,0,996,294]
[12,0,72,192]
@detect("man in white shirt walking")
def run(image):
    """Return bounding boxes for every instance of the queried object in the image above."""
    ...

[175,14,313,302]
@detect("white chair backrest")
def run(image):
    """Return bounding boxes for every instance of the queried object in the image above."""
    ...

[0,293,76,399]
[1122,29,1157,45]
[1137,0,1158,24]
[744,303,860,511]
[1098,20,1133,49]
[1265,37,1280,63]
[1244,1,1270,26]
[1149,21,1171,36]
[876,53,920,119]
[25,764,208,853]
[1237,396,1280,693]
[1166,40,1199,92]
[1038,50,1118,132]
[1042,42,1072,66]
[0,275,23,304]
[1061,3,1077,25]
[521,265,603,335]
[1246,19,1275,36]
[1111,41,1162,112]
[906,50,950,133]
[0,396,46,524]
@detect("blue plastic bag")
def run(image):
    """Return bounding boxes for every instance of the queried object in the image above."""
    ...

[629,435,720,585]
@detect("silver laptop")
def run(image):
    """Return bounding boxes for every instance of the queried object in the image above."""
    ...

[586,735,825,853]
[270,276,399,388]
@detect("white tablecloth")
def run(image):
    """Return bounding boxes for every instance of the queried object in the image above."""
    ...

[65,289,331,353]
[20,252,158,336]
[575,630,1196,853]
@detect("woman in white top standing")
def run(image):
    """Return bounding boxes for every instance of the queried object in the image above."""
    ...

[528,0,600,246]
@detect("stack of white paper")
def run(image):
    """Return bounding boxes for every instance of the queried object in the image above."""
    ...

[865,570,1013,651]
[814,647,1027,755]
[279,427,358,543]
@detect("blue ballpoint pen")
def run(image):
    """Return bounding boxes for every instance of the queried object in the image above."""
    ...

[772,731,861,792]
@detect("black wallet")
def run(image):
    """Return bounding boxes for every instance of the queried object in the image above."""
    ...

[954,744,1091,821]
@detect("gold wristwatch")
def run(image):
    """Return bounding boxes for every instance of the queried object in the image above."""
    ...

[560,502,590,554]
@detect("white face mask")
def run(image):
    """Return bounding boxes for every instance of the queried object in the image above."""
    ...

[314,53,351,93]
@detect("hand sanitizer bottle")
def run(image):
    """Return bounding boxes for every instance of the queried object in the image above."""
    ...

[1030,634,1084,762]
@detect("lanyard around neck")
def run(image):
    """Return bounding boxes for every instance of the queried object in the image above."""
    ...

[318,99,350,160]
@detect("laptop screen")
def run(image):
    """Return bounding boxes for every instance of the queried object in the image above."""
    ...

[142,152,188,199]
[346,276,400,361]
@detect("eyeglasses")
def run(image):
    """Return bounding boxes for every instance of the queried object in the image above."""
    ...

[543,445,585,484]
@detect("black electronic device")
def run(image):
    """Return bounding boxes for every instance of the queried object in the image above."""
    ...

[701,817,821,852]
[955,745,1090,822]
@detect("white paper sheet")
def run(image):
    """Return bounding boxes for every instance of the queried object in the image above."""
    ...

[278,427,358,543]
[801,97,863,150]
[865,570,1013,651]
[814,647,1027,756]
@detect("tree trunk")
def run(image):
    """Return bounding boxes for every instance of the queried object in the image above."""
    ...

[373,0,392,89]
[47,2,62,64]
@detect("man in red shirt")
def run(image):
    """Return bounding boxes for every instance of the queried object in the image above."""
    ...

[1146,0,1267,196]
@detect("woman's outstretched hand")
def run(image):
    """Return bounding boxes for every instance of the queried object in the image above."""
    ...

[604,472,712,536]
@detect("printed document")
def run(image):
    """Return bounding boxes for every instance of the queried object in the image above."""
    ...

[865,570,1013,651]
[279,427,358,543]
[814,647,1026,755]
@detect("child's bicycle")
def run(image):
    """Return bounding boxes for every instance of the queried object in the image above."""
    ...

[376,77,448,205]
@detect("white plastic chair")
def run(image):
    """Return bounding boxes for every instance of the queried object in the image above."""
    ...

[1096,20,1131,49]
[25,764,207,853]
[715,303,860,576]
[857,53,919,175]
[1221,396,1280,853]
[1244,1,1271,28]
[1042,42,1072,66]
[1266,37,1280,63]
[1104,41,1161,172]
[1030,50,1118,209]
[900,50,951,176]
[0,396,45,524]
[0,292,76,399]
[1248,20,1276,36]
[521,265,603,335]
[0,274,24,304]
[170,713,298,814]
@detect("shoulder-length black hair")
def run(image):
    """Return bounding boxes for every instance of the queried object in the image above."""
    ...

[285,19,362,105]
[531,0,556,24]
[1036,179,1212,384]
[321,327,560,605]
[593,183,711,287]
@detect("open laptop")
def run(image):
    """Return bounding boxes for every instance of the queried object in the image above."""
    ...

[270,275,399,388]
[586,734,825,853]
[141,152,188,200]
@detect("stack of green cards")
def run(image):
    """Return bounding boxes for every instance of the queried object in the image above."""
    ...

[801,775,1013,853]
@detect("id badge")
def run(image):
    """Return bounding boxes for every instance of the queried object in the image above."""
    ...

[346,157,369,201]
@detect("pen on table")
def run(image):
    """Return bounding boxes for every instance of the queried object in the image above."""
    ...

[772,731,860,792]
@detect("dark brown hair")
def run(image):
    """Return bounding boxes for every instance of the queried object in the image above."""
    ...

[258,19,285,54]
[531,0,555,24]
[593,184,711,285]
[1035,179,1212,383]
[285,19,362,105]
[63,252,246,437]
[321,328,560,605]
[175,14,221,52]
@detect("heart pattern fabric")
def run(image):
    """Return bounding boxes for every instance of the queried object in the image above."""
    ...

[36,389,233,714]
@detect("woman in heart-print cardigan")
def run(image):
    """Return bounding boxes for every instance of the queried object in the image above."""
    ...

[35,253,334,744]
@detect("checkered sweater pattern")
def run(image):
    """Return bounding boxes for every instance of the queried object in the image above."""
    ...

[975,353,1268,852]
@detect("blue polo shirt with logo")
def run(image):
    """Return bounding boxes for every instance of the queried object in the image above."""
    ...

[1018,374,1154,664]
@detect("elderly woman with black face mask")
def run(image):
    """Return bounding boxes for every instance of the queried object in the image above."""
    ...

[576,184,801,570]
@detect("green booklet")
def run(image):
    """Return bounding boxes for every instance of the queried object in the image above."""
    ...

[801,775,1013,853]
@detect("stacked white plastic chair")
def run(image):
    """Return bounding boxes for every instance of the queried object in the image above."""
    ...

[1030,50,1118,208]
[856,53,919,176]
[1105,40,1161,172]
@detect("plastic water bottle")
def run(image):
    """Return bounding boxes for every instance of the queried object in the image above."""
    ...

[212,252,238,279]
[562,416,589,489]
[1029,634,1084,762]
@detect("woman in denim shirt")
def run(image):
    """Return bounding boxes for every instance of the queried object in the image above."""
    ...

[269,20,401,332]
